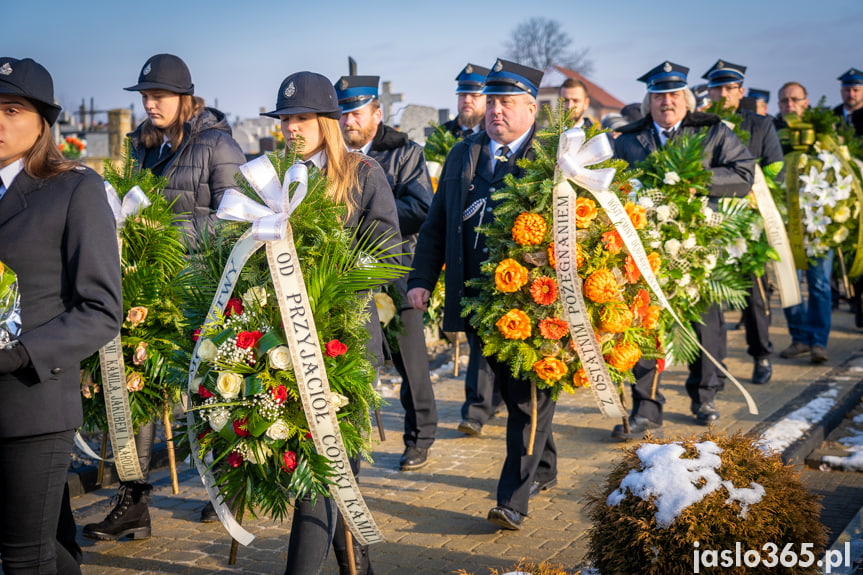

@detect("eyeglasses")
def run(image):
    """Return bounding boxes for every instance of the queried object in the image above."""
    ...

[779,97,806,104]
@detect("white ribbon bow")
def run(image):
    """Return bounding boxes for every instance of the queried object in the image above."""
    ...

[557,127,617,193]
[217,155,309,241]
[104,182,151,228]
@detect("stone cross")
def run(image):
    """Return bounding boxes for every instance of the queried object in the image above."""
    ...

[379,81,403,125]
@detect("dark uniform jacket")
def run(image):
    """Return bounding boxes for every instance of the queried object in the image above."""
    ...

[739,109,784,167]
[442,118,484,139]
[614,111,755,198]
[833,104,863,136]
[408,126,537,332]
[129,107,245,239]
[0,166,122,437]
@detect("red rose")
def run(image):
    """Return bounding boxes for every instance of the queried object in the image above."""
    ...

[305,432,312,439]
[281,451,298,473]
[233,417,250,437]
[198,383,214,399]
[225,297,244,317]
[228,452,244,468]
[271,385,287,405]
[325,339,347,358]
[236,330,263,349]
[192,328,202,342]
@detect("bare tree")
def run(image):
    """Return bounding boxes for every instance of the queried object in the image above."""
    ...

[503,17,594,76]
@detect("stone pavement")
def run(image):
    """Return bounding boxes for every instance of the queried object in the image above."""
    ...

[69,301,863,575]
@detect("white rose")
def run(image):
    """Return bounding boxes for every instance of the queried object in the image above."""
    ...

[216,372,244,400]
[242,286,268,308]
[245,442,272,464]
[208,408,230,432]
[331,392,349,412]
[266,419,290,440]
[834,205,851,223]
[663,171,681,185]
[198,339,218,362]
[267,346,293,370]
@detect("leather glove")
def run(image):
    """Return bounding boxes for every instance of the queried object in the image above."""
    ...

[0,344,30,374]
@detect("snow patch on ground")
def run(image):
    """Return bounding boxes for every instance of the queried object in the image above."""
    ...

[758,386,839,454]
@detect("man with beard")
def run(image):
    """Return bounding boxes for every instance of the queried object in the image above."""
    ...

[334,75,437,472]
[442,64,488,139]
[408,59,558,530]
[702,59,784,385]
[559,77,592,128]
[834,68,863,136]
[610,61,755,439]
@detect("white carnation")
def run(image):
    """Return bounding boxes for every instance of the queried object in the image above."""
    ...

[664,238,681,258]
[663,171,681,185]
[834,205,851,223]
[682,234,697,250]
[679,273,691,287]
[656,205,672,222]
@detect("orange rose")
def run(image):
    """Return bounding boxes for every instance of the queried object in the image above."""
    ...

[575,197,598,229]
[494,258,529,293]
[624,254,641,284]
[548,242,557,269]
[126,306,149,327]
[648,252,662,274]
[642,305,662,330]
[495,309,532,340]
[625,202,647,230]
[575,243,584,268]
[573,367,590,388]
[512,213,547,245]
[538,317,569,340]
[532,357,568,382]
[601,230,624,254]
[606,340,642,371]
[530,276,558,305]
[599,302,634,333]
[583,269,619,303]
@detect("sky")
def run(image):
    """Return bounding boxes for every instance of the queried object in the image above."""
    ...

[7,0,863,125]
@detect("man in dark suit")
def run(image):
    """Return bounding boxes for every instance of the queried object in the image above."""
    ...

[834,68,863,136]
[610,61,755,439]
[775,81,810,131]
[334,75,436,472]
[703,59,784,385]
[442,64,488,139]
[559,77,593,128]
[408,59,557,530]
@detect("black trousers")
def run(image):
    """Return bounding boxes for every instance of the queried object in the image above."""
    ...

[394,308,437,449]
[686,304,727,406]
[629,358,666,424]
[127,420,157,485]
[486,355,557,517]
[741,273,773,359]
[0,429,80,575]
[463,331,502,425]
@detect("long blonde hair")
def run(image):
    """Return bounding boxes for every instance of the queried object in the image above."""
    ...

[139,94,205,149]
[317,116,362,221]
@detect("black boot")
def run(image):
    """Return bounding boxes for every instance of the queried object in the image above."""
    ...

[333,519,374,575]
[82,482,152,541]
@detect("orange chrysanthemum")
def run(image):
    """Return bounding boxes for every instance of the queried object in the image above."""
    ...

[532,357,568,382]
[575,197,598,229]
[495,258,529,293]
[630,288,651,319]
[538,317,569,340]
[573,367,590,388]
[648,252,662,274]
[548,242,557,269]
[512,213,547,245]
[625,202,647,230]
[606,340,642,371]
[599,301,634,333]
[642,305,662,330]
[624,254,641,284]
[495,309,532,340]
[530,276,558,305]
[583,268,619,303]
[601,230,624,254]
[575,243,585,268]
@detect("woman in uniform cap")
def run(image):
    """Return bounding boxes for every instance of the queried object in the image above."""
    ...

[260,70,401,575]
[0,56,122,574]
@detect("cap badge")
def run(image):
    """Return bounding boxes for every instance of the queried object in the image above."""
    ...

[717,60,726,69]
[142,63,151,76]
[663,62,672,72]
[338,78,349,91]
[0,63,11,76]
[284,81,296,99]
[493,60,503,72]
[465,65,473,74]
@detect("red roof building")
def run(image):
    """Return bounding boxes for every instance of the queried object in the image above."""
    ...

[539,66,626,124]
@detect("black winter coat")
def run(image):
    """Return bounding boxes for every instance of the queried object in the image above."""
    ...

[833,104,863,136]
[739,109,784,167]
[614,112,755,198]
[129,107,245,240]
[0,166,122,437]
[408,128,536,331]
